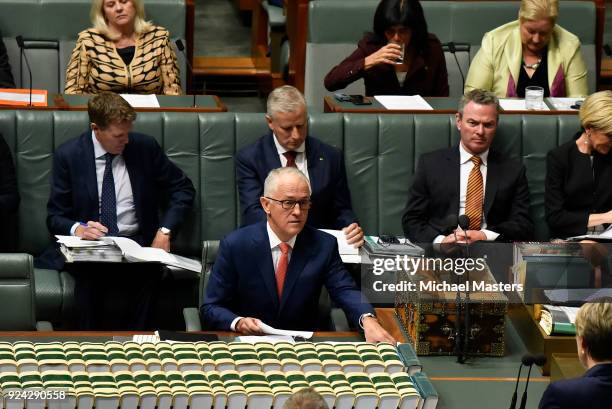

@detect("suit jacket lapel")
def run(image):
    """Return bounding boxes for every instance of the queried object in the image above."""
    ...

[305,138,322,194]
[81,132,98,212]
[279,229,313,311]
[122,135,144,224]
[253,224,280,310]
[484,152,499,217]
[264,133,283,169]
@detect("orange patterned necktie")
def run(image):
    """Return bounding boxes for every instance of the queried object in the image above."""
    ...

[465,155,483,230]
[276,242,291,298]
[283,151,297,167]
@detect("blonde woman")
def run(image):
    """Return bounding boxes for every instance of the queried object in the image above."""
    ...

[465,0,587,98]
[539,300,612,409]
[545,91,612,239]
[65,0,181,95]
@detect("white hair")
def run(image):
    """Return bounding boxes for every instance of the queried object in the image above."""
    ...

[263,167,312,197]
[266,85,307,118]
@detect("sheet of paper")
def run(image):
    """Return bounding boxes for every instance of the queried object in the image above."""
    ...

[499,99,550,111]
[120,94,160,108]
[237,335,295,343]
[257,322,313,339]
[567,225,612,241]
[374,95,433,110]
[319,229,359,255]
[55,235,114,248]
[0,90,47,104]
[547,97,583,110]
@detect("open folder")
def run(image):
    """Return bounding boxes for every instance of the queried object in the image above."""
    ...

[56,235,202,272]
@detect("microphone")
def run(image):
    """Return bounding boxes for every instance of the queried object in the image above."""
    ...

[15,35,33,106]
[457,214,471,362]
[444,42,467,92]
[510,355,533,409]
[518,354,546,409]
[175,39,194,99]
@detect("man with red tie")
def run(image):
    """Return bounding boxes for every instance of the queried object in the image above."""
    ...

[201,167,394,342]
[236,85,364,247]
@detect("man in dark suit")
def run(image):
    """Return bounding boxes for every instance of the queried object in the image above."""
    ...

[402,89,533,244]
[236,85,364,247]
[202,167,395,342]
[0,131,19,251]
[539,300,612,409]
[44,92,195,328]
[0,32,15,88]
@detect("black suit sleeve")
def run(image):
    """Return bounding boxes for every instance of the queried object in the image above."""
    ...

[544,149,588,237]
[235,150,267,226]
[402,155,441,243]
[0,133,19,212]
[151,139,196,232]
[0,35,15,89]
[331,152,358,229]
[488,164,534,241]
[46,147,78,235]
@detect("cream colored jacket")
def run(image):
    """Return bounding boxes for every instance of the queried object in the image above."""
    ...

[465,20,588,97]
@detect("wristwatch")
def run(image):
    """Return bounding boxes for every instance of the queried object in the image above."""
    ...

[359,313,377,329]
[158,227,171,237]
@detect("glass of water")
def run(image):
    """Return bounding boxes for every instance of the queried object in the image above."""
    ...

[525,86,544,110]
[390,41,405,64]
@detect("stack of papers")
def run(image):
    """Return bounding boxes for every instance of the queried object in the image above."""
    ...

[547,97,583,110]
[320,229,361,263]
[499,99,550,111]
[56,235,123,262]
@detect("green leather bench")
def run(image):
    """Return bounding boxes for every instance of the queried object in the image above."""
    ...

[0,109,580,327]
[305,0,597,110]
[0,0,189,94]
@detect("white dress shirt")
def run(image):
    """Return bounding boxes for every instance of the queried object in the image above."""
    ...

[433,142,499,243]
[70,132,139,236]
[272,133,309,180]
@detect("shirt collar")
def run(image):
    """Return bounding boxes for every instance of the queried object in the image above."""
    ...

[91,130,109,159]
[459,142,488,166]
[272,133,306,155]
[266,222,297,250]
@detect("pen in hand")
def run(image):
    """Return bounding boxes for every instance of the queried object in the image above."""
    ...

[77,221,109,240]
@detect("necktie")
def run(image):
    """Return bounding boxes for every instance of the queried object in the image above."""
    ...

[100,153,119,235]
[276,242,291,298]
[465,155,483,231]
[283,151,297,168]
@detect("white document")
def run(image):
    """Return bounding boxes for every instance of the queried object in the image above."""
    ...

[55,235,114,248]
[567,225,612,241]
[499,99,550,111]
[374,95,433,110]
[0,91,46,103]
[257,322,313,339]
[111,237,202,272]
[547,97,583,110]
[120,94,160,108]
[320,229,359,255]
[237,335,295,343]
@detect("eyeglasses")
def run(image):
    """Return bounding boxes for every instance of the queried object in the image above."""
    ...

[384,27,410,37]
[265,197,312,210]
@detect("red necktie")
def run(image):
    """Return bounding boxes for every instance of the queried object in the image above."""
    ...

[276,242,291,298]
[465,155,483,230]
[283,151,297,168]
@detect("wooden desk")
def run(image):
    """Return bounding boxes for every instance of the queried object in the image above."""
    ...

[550,353,584,382]
[324,96,580,115]
[0,94,227,113]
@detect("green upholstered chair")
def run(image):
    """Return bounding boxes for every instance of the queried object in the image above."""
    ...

[0,253,52,330]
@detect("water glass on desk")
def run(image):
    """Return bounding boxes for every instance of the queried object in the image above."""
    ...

[525,86,544,110]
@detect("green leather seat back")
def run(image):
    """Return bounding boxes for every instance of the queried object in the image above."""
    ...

[0,0,187,93]
[305,1,596,111]
[0,253,37,330]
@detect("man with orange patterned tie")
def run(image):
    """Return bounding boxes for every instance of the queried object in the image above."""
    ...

[201,167,394,343]
[402,89,533,244]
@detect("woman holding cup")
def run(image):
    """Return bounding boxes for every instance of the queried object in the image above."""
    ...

[324,0,448,97]
[465,0,587,98]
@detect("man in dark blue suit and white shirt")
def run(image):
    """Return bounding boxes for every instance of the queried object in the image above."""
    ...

[202,167,394,342]
[44,92,195,328]
[236,85,364,247]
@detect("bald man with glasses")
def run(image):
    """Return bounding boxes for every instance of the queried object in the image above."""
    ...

[201,167,394,343]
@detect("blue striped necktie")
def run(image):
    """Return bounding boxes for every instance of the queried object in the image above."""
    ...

[100,153,119,235]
